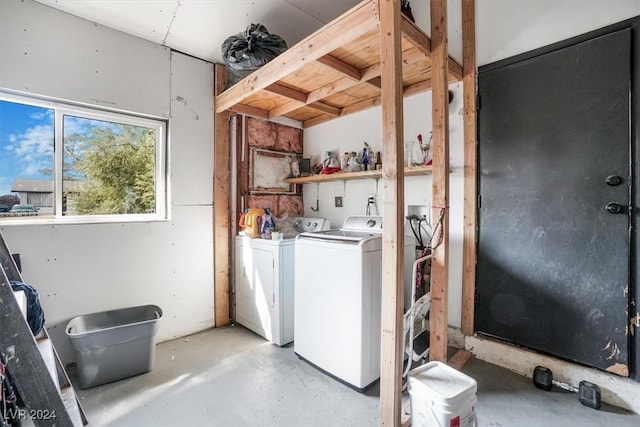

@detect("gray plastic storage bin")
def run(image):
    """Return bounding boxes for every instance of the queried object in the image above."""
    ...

[66,304,162,389]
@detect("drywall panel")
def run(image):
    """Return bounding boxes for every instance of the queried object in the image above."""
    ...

[477,0,640,66]
[0,0,215,364]
[170,52,215,206]
[302,83,465,327]
[1,204,214,363]
[34,0,176,46]
[0,0,170,118]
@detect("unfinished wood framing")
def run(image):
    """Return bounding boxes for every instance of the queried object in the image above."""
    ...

[379,2,405,424]
[214,0,462,128]
[429,0,450,363]
[214,0,462,423]
[461,0,477,335]
[214,64,231,327]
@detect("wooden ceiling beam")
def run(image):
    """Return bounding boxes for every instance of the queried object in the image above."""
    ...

[365,77,382,89]
[308,101,342,116]
[229,104,270,120]
[272,49,426,119]
[400,16,463,82]
[304,77,436,128]
[264,83,308,103]
[302,113,335,128]
[316,54,362,81]
[400,17,432,55]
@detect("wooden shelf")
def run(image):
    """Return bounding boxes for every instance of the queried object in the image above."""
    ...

[214,0,462,128]
[284,165,432,184]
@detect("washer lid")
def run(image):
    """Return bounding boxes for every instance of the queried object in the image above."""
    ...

[297,229,379,244]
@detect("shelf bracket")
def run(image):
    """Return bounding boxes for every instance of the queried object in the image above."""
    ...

[310,183,320,212]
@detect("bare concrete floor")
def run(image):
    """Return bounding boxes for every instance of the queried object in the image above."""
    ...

[72,325,640,426]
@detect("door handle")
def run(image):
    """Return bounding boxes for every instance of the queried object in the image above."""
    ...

[605,202,623,214]
[605,175,623,186]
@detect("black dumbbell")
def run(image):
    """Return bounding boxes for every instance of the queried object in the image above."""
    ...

[533,365,601,410]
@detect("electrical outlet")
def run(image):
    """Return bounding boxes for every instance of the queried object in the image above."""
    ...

[335,196,343,207]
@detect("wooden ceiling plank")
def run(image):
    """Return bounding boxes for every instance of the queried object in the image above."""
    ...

[316,54,362,81]
[215,0,379,113]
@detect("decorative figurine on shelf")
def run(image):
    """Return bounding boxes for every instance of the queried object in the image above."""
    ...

[362,141,374,171]
[420,132,433,166]
[409,132,432,167]
[345,151,362,172]
[375,151,382,170]
[321,150,341,174]
[341,152,350,171]
[369,151,377,170]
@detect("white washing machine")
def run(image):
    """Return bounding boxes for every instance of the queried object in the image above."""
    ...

[234,217,329,346]
[294,215,415,391]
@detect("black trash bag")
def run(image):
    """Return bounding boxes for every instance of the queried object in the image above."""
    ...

[222,23,288,87]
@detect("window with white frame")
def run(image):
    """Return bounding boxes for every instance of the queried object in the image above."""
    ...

[0,92,167,222]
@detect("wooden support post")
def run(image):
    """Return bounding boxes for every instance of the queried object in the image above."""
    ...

[379,0,405,425]
[461,0,477,336]
[430,0,450,363]
[214,64,231,327]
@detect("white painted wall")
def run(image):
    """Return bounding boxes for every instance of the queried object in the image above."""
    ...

[0,0,215,363]
[303,83,465,327]
[476,0,640,66]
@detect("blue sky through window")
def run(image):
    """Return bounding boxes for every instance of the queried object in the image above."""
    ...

[0,100,54,196]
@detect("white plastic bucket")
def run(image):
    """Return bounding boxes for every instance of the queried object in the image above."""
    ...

[408,361,478,427]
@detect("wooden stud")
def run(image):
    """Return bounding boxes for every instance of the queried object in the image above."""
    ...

[236,116,247,223]
[461,0,477,336]
[430,0,450,363]
[214,64,231,327]
[379,0,405,425]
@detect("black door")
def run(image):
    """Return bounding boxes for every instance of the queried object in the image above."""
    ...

[476,28,631,374]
